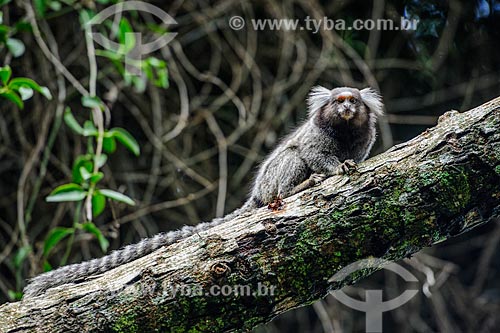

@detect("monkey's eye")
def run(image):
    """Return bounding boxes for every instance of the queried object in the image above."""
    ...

[349,97,357,104]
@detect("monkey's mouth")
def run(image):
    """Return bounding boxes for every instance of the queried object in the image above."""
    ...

[339,110,354,120]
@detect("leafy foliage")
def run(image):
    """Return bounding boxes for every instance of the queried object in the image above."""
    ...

[0,0,168,300]
[0,65,51,109]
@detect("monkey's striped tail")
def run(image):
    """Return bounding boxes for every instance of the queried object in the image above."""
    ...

[23,201,255,298]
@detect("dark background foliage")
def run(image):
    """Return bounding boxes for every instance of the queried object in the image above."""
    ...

[1,0,499,331]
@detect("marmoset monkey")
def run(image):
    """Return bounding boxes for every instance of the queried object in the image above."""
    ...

[23,86,383,298]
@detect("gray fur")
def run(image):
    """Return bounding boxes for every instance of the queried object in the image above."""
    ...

[250,86,383,204]
[23,86,383,298]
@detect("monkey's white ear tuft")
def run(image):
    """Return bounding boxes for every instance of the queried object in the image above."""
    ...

[307,86,332,115]
[360,88,384,117]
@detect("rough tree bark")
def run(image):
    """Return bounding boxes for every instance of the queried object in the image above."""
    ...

[1,97,500,332]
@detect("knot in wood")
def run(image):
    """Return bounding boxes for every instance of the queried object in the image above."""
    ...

[211,262,231,277]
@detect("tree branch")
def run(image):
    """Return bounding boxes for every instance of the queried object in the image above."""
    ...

[1,97,500,332]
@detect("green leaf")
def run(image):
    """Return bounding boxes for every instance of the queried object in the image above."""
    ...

[83,120,98,136]
[34,0,46,17]
[43,227,74,256]
[48,0,61,11]
[0,90,23,108]
[18,86,33,101]
[81,96,104,110]
[6,38,25,57]
[13,246,31,268]
[156,67,169,89]
[95,49,122,61]
[91,191,106,217]
[80,222,109,252]
[100,189,135,206]
[46,190,87,202]
[147,57,165,68]
[49,183,83,195]
[143,62,154,83]
[7,290,22,301]
[0,24,8,40]
[118,18,135,53]
[78,8,95,26]
[9,77,52,99]
[108,127,140,156]
[102,136,116,153]
[39,86,52,99]
[144,57,169,88]
[72,156,93,184]
[131,74,146,93]
[95,154,107,168]
[90,171,104,184]
[0,65,12,85]
[43,260,52,272]
[145,22,168,34]
[15,21,32,32]
[64,107,83,134]
[79,166,91,181]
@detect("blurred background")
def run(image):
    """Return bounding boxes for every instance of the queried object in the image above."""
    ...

[1,0,499,331]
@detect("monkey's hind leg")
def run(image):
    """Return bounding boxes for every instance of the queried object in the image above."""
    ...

[289,173,327,196]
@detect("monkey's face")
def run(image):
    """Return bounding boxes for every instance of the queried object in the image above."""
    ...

[335,95,358,121]
[327,88,367,126]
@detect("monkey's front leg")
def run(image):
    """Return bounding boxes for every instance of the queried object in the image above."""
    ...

[290,159,357,196]
[303,150,343,176]
[335,159,357,175]
[289,156,358,196]
[285,151,339,196]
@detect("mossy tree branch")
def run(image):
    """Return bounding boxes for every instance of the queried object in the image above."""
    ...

[1,97,500,332]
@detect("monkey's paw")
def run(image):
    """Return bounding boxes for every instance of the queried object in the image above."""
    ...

[335,159,357,175]
[309,173,327,185]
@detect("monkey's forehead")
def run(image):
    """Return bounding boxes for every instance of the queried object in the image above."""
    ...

[331,87,361,98]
